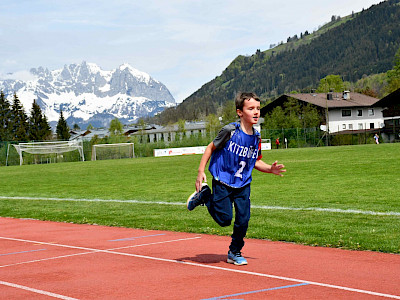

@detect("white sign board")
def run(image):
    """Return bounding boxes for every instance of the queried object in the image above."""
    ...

[154,141,271,157]
[261,142,271,150]
[154,146,207,157]
[261,138,271,151]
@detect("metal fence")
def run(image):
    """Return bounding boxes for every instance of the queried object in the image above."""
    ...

[1,128,398,166]
[260,127,399,148]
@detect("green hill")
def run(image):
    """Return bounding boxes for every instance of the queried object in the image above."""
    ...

[155,0,400,124]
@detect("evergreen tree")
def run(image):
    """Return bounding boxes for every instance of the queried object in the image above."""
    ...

[28,100,43,141]
[10,93,29,141]
[28,100,52,141]
[56,110,70,140]
[0,91,12,141]
[40,114,52,140]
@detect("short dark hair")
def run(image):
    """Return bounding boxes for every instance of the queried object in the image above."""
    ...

[235,92,260,111]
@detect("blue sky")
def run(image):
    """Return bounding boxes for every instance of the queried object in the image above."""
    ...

[0,0,382,103]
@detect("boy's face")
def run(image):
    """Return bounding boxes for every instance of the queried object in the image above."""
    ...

[237,98,260,125]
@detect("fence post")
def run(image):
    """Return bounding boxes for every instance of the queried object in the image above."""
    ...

[6,143,10,166]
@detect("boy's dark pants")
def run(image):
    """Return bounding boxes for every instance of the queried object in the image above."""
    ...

[203,179,251,254]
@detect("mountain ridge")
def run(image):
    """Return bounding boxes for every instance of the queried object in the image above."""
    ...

[153,0,400,125]
[0,61,175,128]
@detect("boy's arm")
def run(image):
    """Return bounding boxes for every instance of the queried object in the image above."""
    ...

[196,142,216,192]
[254,160,286,177]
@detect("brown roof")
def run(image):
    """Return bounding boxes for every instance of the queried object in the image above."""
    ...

[260,92,380,117]
[286,92,380,108]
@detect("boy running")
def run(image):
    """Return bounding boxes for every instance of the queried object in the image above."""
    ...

[187,92,285,265]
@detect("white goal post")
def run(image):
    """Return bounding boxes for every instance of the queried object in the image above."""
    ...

[8,140,85,166]
[91,143,135,161]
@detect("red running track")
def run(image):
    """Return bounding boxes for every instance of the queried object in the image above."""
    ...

[0,217,399,299]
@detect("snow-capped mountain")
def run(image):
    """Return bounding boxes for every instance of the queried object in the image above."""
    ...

[0,62,175,128]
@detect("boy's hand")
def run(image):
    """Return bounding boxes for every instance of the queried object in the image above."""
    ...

[271,161,286,176]
[196,171,207,192]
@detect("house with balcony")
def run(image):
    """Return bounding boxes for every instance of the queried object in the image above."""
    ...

[260,91,384,133]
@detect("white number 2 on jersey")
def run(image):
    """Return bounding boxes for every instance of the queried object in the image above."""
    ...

[234,161,246,179]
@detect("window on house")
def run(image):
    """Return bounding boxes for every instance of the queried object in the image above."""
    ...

[342,109,351,117]
[342,124,346,130]
[348,124,353,130]
[357,109,363,116]
[370,123,374,129]
[368,109,374,116]
[358,123,363,130]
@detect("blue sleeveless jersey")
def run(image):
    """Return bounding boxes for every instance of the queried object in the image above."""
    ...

[209,122,261,188]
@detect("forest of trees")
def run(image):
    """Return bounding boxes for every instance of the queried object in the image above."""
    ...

[0,91,70,142]
[263,98,321,130]
[152,0,400,125]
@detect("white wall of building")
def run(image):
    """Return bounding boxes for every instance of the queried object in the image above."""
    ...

[327,107,384,133]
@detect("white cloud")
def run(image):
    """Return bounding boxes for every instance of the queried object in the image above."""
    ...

[0,70,37,81]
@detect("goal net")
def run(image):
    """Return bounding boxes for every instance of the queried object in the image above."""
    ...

[91,143,135,161]
[9,140,85,166]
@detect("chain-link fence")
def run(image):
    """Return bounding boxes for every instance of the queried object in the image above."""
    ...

[260,127,399,148]
[261,127,324,148]
[1,127,398,166]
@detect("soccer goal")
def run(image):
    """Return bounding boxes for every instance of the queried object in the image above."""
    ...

[91,143,135,161]
[7,140,85,166]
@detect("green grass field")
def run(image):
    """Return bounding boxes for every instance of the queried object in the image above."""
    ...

[1,143,399,253]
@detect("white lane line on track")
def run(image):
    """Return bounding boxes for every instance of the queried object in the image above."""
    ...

[0,236,201,268]
[1,195,399,216]
[0,236,399,299]
[0,280,78,300]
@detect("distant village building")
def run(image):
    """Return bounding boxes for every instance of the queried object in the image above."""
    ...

[127,122,206,143]
[69,129,109,141]
[69,122,207,143]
